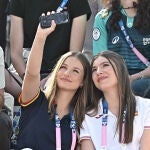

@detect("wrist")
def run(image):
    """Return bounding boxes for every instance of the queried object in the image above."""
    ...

[138,71,144,79]
[131,72,143,81]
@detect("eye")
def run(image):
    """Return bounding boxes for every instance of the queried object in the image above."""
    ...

[73,69,79,74]
[92,67,97,73]
[102,63,110,68]
[60,65,67,70]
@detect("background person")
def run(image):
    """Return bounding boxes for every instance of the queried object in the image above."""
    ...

[0,46,13,150]
[93,0,150,98]
[8,0,91,90]
[0,0,9,52]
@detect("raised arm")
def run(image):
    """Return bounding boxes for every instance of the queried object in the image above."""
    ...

[10,15,25,78]
[70,14,87,51]
[21,16,56,103]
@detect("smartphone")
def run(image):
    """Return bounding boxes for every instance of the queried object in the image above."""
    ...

[39,11,69,28]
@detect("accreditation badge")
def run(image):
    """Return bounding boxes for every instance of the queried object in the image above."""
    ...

[93,28,101,41]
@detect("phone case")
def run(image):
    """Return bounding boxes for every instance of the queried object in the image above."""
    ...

[39,11,69,28]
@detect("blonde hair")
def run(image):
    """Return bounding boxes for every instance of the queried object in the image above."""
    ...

[44,51,92,128]
[44,52,72,113]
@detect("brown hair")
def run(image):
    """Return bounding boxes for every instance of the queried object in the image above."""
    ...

[88,50,136,143]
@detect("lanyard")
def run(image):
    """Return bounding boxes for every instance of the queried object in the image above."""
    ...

[101,99,127,150]
[118,19,150,67]
[55,108,76,150]
[56,0,69,13]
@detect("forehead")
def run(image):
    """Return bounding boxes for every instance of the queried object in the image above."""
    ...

[93,56,109,66]
[63,56,84,69]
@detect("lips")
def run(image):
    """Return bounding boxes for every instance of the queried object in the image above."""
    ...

[97,76,106,82]
[60,78,72,82]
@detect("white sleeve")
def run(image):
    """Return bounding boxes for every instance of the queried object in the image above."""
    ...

[80,116,91,142]
[0,47,5,89]
[143,99,150,129]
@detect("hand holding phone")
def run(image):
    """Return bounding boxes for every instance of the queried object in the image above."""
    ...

[39,11,69,28]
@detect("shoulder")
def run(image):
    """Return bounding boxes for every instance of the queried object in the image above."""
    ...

[95,8,111,22]
[69,0,91,19]
[136,96,150,106]
[135,96,150,114]
[94,8,111,31]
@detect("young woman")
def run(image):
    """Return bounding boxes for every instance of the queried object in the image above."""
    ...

[93,0,150,98]
[16,14,92,150]
[80,51,150,150]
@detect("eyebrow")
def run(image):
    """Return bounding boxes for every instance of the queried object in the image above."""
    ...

[62,63,82,71]
[93,61,110,67]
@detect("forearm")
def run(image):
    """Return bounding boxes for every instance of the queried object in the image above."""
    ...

[26,28,47,77]
[21,21,56,103]
[20,29,46,104]
[0,89,4,110]
[130,66,150,81]
[11,54,26,77]
[10,15,25,77]
[70,15,87,51]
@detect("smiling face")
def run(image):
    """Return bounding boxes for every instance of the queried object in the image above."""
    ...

[92,56,118,92]
[56,56,84,92]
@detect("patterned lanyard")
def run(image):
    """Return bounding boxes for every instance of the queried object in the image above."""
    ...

[118,19,150,67]
[56,0,69,12]
[101,99,127,150]
[55,108,76,150]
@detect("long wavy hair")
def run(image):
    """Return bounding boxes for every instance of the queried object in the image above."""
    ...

[88,50,136,143]
[109,0,150,33]
[44,51,92,129]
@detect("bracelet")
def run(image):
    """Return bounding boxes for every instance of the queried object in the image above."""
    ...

[20,73,25,80]
[138,71,144,79]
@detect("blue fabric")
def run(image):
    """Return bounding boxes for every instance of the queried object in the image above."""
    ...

[132,78,150,98]
[17,91,74,150]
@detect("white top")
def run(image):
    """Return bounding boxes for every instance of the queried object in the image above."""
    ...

[80,96,150,150]
[0,46,5,89]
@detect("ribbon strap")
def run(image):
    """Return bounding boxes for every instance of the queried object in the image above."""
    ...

[118,19,150,67]
[55,112,61,150]
[101,100,108,149]
[55,108,76,150]
[56,0,69,12]
[70,112,76,150]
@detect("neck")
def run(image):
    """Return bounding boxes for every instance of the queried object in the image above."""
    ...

[55,90,75,119]
[124,8,137,17]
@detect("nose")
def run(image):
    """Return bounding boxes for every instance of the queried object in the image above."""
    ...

[96,67,103,75]
[64,69,70,76]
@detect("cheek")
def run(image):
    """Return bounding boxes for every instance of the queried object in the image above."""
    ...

[92,74,96,82]
[76,75,83,83]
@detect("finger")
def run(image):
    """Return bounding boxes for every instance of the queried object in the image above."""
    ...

[47,11,50,15]
[41,13,45,16]
[51,20,56,31]
[51,11,55,14]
